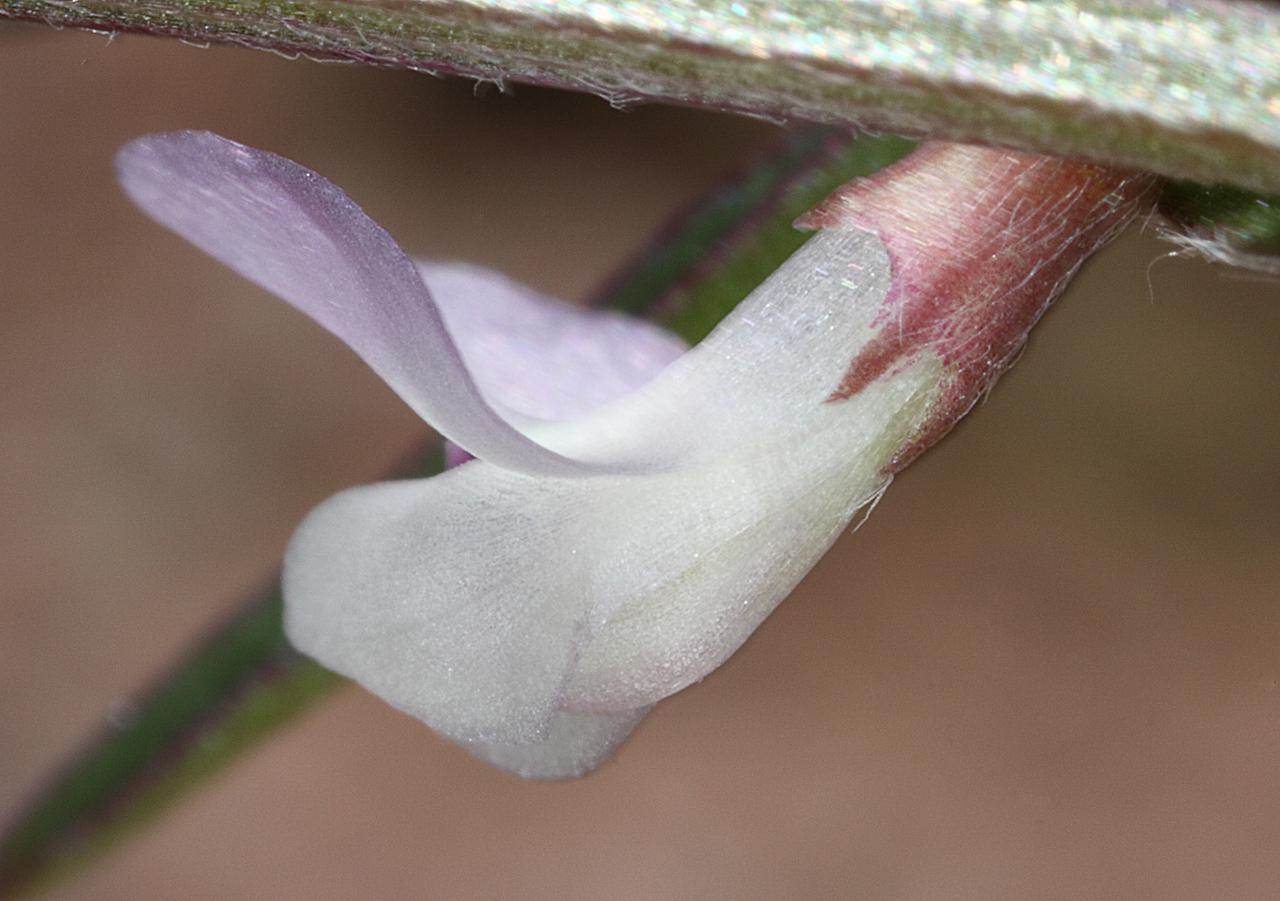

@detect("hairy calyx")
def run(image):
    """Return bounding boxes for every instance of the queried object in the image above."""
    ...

[806,144,1156,471]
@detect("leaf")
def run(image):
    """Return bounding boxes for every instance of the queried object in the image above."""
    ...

[0,127,905,899]
[2,0,1279,194]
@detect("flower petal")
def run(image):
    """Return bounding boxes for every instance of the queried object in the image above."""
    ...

[564,360,939,711]
[520,226,898,469]
[283,224,943,752]
[420,261,686,423]
[462,707,650,780]
[283,469,592,746]
[284,353,939,749]
[115,131,621,478]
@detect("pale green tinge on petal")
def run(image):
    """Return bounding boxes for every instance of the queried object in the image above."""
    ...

[566,357,941,712]
[284,224,948,777]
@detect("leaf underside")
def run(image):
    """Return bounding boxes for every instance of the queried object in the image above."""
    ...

[3,0,1279,196]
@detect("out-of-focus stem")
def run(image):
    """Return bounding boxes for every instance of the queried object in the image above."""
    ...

[3,0,1280,194]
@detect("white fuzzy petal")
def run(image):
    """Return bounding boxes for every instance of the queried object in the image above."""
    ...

[461,707,651,780]
[521,227,895,468]
[283,469,593,746]
[565,356,941,711]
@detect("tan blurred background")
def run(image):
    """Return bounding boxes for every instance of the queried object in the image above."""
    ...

[2,21,1279,900]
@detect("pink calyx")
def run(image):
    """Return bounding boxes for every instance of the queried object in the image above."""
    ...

[801,143,1157,472]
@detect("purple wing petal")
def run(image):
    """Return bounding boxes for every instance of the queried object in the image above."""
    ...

[420,261,686,469]
[421,261,686,423]
[115,131,616,478]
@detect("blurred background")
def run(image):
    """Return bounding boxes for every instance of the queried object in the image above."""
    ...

[2,20,1279,900]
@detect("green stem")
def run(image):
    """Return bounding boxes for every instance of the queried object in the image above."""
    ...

[0,591,342,898]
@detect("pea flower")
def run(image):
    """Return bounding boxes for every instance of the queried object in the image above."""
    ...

[117,132,1153,778]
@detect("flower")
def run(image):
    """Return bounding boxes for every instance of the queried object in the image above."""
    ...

[117,132,1153,778]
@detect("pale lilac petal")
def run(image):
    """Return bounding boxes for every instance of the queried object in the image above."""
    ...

[115,131,614,478]
[420,261,686,423]
[420,261,684,470]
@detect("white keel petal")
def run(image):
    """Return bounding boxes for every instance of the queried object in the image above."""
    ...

[462,707,651,780]
[567,356,942,711]
[283,471,592,745]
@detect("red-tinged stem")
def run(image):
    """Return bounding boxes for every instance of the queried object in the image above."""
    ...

[805,143,1159,471]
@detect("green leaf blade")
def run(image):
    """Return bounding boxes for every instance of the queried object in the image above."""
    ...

[3,0,1279,193]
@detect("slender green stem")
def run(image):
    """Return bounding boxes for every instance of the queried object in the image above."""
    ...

[0,591,342,898]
